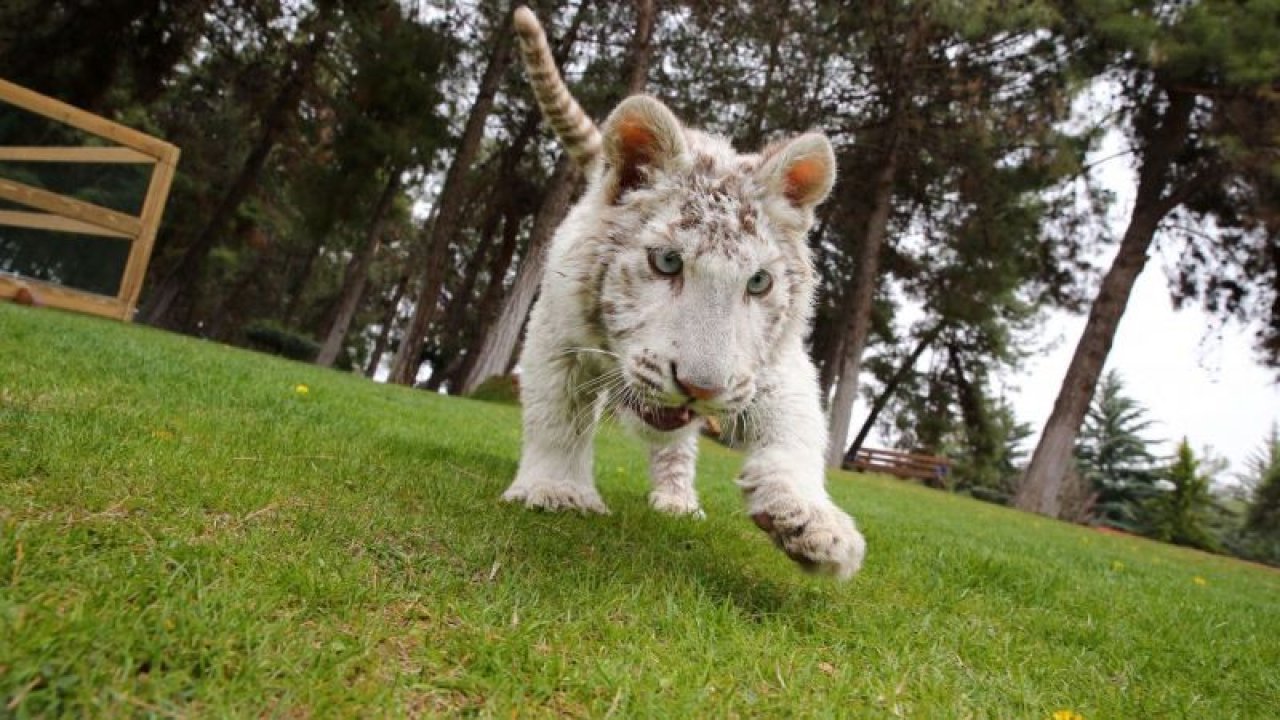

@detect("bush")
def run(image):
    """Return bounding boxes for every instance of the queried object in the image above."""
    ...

[467,374,520,405]
[244,320,320,363]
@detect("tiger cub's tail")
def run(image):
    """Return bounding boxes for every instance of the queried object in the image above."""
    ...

[513,6,602,168]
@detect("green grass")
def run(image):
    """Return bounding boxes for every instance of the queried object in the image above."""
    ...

[1,304,1278,718]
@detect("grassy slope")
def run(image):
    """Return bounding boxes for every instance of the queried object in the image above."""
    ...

[1,304,1277,718]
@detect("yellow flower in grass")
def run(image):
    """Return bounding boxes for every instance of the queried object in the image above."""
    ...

[1052,710,1085,720]
[1111,560,1125,572]
[294,383,310,396]
[1193,576,1207,586]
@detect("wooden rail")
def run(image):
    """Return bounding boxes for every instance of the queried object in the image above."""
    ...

[845,446,952,483]
[0,77,179,321]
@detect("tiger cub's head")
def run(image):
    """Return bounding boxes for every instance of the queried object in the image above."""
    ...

[582,96,835,433]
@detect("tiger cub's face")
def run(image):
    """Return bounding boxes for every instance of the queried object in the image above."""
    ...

[581,98,834,433]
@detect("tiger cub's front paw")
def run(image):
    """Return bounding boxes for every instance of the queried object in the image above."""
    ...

[502,481,610,514]
[747,494,865,580]
[649,490,706,518]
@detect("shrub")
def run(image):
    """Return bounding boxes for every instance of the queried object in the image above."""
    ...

[467,374,520,405]
[244,320,320,363]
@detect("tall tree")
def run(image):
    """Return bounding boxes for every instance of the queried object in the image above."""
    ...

[822,2,920,468]
[829,0,1090,471]
[822,0,1084,467]
[387,7,516,385]
[1017,0,1280,516]
[139,1,338,327]
[311,4,450,366]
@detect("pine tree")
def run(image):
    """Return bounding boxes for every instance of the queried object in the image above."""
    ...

[1245,426,1280,535]
[1075,370,1160,531]
[1147,439,1219,551]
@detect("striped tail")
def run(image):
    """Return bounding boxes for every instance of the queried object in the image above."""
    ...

[513,6,602,168]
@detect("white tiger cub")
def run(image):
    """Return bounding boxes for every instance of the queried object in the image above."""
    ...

[504,6,865,578]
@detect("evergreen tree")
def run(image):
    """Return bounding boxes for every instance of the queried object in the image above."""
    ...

[1147,439,1219,551]
[1075,370,1161,531]
[1245,427,1280,535]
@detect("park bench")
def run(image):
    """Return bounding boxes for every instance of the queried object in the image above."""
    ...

[845,446,952,485]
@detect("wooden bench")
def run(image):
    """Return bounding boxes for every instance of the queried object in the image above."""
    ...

[844,447,952,485]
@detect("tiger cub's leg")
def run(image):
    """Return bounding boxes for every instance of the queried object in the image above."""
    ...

[647,427,704,517]
[502,338,608,514]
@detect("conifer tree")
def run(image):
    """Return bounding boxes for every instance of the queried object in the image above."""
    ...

[1148,439,1219,551]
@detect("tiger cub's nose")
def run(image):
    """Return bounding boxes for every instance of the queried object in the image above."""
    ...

[672,363,725,401]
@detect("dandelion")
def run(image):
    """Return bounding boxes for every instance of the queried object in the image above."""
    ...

[1052,710,1085,720]
[1111,561,1125,572]
[294,384,310,396]
[1193,576,1207,586]
[151,429,174,440]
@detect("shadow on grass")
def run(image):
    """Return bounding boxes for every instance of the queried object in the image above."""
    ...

[375,433,831,623]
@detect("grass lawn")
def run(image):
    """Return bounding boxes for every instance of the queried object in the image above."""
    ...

[1,303,1278,718]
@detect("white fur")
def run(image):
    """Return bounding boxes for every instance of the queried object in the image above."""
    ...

[503,96,865,579]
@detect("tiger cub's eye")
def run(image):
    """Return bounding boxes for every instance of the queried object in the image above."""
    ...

[649,248,684,276]
[746,269,773,296]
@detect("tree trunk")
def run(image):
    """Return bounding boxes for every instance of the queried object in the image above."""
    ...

[621,0,656,96]
[387,16,515,385]
[364,272,409,378]
[825,143,900,467]
[741,3,788,149]
[846,322,943,460]
[1015,90,1196,516]
[422,196,508,392]
[315,171,400,367]
[461,156,580,393]
[448,200,524,391]
[947,342,995,463]
[280,238,323,325]
[139,3,334,327]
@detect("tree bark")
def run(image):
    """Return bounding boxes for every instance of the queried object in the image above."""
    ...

[139,2,334,327]
[825,142,900,467]
[742,3,788,149]
[423,195,508,391]
[448,200,524,391]
[1015,89,1196,516]
[387,15,515,385]
[621,0,656,97]
[315,170,400,368]
[461,156,580,393]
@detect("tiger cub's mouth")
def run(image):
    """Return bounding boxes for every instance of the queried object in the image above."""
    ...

[624,395,698,432]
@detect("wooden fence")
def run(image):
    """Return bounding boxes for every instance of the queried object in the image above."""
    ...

[0,78,179,321]
[845,446,952,484]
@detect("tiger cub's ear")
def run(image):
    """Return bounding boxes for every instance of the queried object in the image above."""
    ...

[601,95,688,202]
[758,133,836,212]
